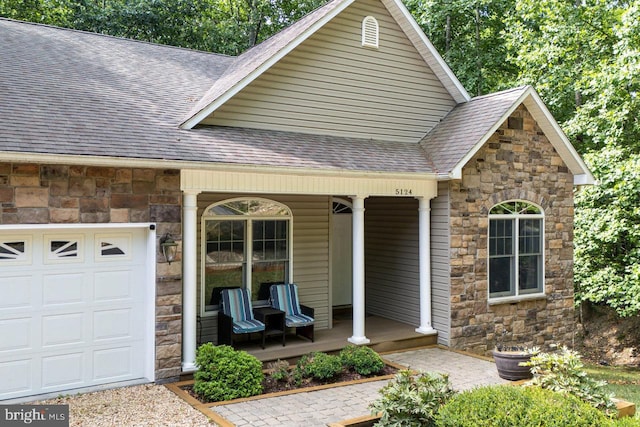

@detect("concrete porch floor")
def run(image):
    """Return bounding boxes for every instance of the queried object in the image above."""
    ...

[231,315,438,362]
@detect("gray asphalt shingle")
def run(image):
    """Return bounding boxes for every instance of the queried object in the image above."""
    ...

[419,87,528,175]
[0,17,528,176]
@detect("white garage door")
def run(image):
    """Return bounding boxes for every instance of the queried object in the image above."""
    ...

[0,225,154,401]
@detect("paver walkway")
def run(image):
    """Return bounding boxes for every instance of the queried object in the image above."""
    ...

[211,347,508,426]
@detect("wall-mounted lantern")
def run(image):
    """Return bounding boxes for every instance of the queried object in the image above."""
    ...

[160,233,178,265]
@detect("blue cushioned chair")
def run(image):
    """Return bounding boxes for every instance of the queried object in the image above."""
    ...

[218,288,265,349]
[269,283,315,342]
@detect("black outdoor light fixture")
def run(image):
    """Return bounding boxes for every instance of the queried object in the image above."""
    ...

[160,233,178,265]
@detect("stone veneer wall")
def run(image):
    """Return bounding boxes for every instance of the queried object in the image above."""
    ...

[448,105,576,355]
[0,163,183,380]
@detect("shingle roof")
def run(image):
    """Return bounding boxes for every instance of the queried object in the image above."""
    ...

[419,86,529,176]
[0,18,435,174]
[0,19,233,159]
[0,19,592,181]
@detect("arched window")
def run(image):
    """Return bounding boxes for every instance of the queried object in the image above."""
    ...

[201,198,292,313]
[488,201,544,300]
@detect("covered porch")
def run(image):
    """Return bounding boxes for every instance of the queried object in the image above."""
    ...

[179,168,441,372]
[203,315,438,363]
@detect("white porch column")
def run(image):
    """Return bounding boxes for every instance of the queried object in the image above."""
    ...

[416,196,436,334]
[349,195,370,345]
[182,190,200,371]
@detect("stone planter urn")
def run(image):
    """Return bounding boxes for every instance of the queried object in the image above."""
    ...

[492,348,534,381]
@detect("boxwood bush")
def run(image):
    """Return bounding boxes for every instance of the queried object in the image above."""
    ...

[193,344,263,402]
[296,352,343,380]
[435,385,610,427]
[339,345,385,375]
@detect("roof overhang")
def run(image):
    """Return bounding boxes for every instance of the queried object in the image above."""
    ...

[0,150,438,183]
[448,86,595,186]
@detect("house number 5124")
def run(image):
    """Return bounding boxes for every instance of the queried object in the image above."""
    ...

[395,189,413,195]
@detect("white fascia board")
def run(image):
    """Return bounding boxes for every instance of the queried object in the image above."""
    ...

[522,90,595,185]
[574,174,595,186]
[381,0,470,104]
[180,0,357,130]
[448,87,595,185]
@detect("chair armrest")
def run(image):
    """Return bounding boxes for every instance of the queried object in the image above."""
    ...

[300,304,314,319]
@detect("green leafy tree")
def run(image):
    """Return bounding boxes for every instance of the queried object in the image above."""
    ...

[575,148,640,317]
[1,0,326,55]
[405,0,517,96]
[503,0,622,124]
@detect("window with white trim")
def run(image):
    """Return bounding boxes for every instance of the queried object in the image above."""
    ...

[201,198,292,313]
[488,201,544,300]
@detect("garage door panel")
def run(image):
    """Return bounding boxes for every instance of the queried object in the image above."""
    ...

[0,276,32,309]
[0,317,31,352]
[93,309,133,341]
[0,359,32,396]
[41,352,84,389]
[93,346,138,380]
[94,270,135,302]
[42,313,84,347]
[42,273,85,306]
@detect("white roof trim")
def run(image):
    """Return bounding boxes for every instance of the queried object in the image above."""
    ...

[380,0,470,103]
[449,86,594,185]
[181,0,357,130]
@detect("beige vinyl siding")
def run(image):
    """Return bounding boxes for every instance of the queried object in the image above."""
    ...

[203,0,456,143]
[364,197,420,325]
[198,194,330,345]
[431,182,451,345]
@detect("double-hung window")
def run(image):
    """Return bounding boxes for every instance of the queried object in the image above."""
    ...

[488,201,544,301]
[201,198,292,314]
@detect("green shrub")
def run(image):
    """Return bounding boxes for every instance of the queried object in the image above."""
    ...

[435,385,610,427]
[612,417,640,427]
[340,345,385,376]
[523,346,616,415]
[370,370,455,427]
[193,344,263,402]
[296,352,343,380]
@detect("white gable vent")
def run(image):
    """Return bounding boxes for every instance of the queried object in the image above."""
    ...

[362,16,379,48]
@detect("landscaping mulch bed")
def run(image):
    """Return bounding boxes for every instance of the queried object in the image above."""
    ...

[181,364,399,404]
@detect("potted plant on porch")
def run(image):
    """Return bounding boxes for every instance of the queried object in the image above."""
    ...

[492,331,539,380]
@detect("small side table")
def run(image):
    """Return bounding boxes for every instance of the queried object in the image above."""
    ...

[254,307,286,347]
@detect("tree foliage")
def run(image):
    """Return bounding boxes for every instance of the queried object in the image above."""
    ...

[0,0,326,55]
[405,0,517,96]
[575,148,640,317]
